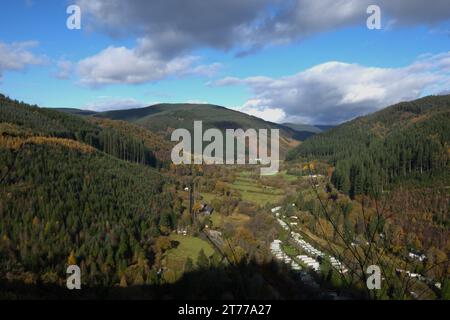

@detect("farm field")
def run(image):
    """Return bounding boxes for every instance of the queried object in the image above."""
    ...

[163,234,215,282]
[228,174,285,205]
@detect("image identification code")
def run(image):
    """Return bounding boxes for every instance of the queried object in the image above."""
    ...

[178,304,272,317]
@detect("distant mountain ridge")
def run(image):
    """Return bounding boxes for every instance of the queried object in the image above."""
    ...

[282,123,335,134]
[58,103,320,157]
[54,108,98,116]
[57,103,326,138]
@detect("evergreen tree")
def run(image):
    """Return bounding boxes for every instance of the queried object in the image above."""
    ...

[196,249,209,269]
[184,257,194,272]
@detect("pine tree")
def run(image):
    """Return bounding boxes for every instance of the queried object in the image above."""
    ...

[184,257,194,272]
[196,249,209,269]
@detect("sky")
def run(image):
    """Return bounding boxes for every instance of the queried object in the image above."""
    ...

[1,0,450,124]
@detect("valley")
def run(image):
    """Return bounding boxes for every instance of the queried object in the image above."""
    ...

[0,93,448,300]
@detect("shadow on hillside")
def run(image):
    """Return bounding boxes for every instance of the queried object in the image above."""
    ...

[0,260,366,300]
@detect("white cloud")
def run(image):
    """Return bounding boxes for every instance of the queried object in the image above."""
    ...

[188,63,222,77]
[216,52,450,124]
[53,60,74,80]
[70,1,450,86]
[82,97,149,111]
[0,41,44,78]
[77,40,221,87]
[238,99,287,123]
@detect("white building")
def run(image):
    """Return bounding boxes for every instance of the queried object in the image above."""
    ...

[271,206,282,213]
[408,252,426,262]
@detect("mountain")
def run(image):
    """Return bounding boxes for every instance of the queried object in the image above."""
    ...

[315,125,335,132]
[282,123,335,133]
[52,108,173,163]
[57,103,308,157]
[0,94,181,288]
[54,108,97,116]
[0,95,319,298]
[87,117,172,162]
[287,95,450,197]
[0,94,177,166]
[91,103,304,157]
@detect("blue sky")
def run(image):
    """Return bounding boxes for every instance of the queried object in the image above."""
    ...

[1,0,450,124]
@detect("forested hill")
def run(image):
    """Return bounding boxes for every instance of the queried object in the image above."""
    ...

[0,93,182,287]
[95,103,294,136]
[287,95,450,197]
[57,103,311,157]
[92,103,305,156]
[0,94,164,166]
[282,123,334,134]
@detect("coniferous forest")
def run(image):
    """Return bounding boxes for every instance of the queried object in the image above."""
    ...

[0,93,449,300]
[288,95,450,198]
[0,94,181,288]
[2,1,450,306]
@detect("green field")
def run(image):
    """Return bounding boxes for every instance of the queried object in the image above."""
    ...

[229,175,285,205]
[201,170,296,208]
[210,212,250,229]
[164,234,215,274]
[274,170,299,182]
[210,212,223,228]
[200,192,216,203]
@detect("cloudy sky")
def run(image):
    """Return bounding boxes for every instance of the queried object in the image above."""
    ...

[1,0,450,124]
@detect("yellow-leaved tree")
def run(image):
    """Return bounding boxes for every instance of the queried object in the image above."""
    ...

[67,251,77,265]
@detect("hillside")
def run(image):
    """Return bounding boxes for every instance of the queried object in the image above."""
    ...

[287,95,450,197]
[87,117,172,163]
[54,108,98,116]
[0,94,182,288]
[0,95,323,298]
[282,123,334,134]
[283,123,321,133]
[0,94,167,166]
[96,103,284,132]
[92,103,303,157]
